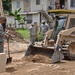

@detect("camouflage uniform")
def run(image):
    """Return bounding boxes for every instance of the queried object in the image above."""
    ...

[0,23,4,53]
[41,23,50,39]
[29,25,36,45]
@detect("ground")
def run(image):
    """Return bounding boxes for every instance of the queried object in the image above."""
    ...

[1,29,75,75]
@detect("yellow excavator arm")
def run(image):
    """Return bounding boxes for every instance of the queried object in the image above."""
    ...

[42,29,53,46]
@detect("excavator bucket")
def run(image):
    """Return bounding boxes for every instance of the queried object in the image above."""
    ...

[25,44,64,63]
[51,50,64,63]
[25,44,54,58]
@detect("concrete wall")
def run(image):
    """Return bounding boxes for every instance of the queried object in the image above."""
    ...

[31,0,49,11]
[6,16,14,24]
[0,53,6,73]
[12,0,75,13]
[6,15,26,28]
[12,0,24,12]
[24,0,31,12]
[67,0,75,10]
[65,0,68,9]
[12,0,50,12]
[50,0,75,10]
[6,14,40,29]
[32,13,40,25]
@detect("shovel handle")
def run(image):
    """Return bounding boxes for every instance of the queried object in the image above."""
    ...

[7,39,10,57]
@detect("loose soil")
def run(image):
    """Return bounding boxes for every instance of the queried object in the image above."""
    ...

[1,28,75,75]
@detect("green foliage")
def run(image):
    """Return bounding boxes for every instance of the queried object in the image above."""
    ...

[2,0,11,13]
[23,17,27,22]
[36,32,43,41]
[10,8,27,28]
[17,8,21,12]
[16,29,43,41]
[9,22,13,27]
[12,8,27,24]
[12,8,22,21]
[16,29,30,39]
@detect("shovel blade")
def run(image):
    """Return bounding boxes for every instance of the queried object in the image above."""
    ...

[51,50,64,63]
[6,57,12,64]
[25,45,34,56]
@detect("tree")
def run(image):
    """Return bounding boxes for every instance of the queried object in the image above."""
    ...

[22,17,27,28]
[2,0,11,14]
[12,8,22,28]
[12,8,27,28]
[18,16,27,29]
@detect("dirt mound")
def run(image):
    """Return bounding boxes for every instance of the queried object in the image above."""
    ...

[24,54,51,64]
[6,28,29,43]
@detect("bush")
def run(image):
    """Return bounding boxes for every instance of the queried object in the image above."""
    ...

[16,29,29,39]
[36,32,43,41]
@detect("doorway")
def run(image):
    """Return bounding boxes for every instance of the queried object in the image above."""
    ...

[60,0,65,9]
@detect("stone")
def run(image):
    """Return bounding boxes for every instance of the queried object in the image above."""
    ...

[0,53,6,73]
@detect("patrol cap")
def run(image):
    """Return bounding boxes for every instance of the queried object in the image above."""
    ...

[46,23,48,25]
[31,22,34,26]
[42,20,45,23]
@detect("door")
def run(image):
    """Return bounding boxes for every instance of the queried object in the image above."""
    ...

[60,0,65,9]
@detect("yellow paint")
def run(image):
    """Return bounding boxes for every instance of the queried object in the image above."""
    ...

[48,9,75,13]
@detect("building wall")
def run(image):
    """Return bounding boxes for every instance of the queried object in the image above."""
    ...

[12,0,51,12]
[32,14,38,23]
[65,0,68,9]
[6,15,26,28]
[31,0,49,12]
[6,16,14,24]
[67,0,75,10]
[49,0,75,10]
[11,0,51,28]
[6,16,15,28]
[12,0,24,12]
[24,0,31,12]
[32,13,40,26]
[11,0,75,13]
[6,13,40,29]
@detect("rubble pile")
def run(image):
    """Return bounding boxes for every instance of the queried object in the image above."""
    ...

[24,54,51,64]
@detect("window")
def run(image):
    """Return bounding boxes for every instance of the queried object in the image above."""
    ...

[57,19,66,29]
[25,0,29,3]
[16,1,20,8]
[27,14,32,24]
[55,16,67,30]
[69,18,75,28]
[36,0,40,5]
[71,0,75,7]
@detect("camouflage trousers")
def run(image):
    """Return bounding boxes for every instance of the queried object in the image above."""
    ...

[42,33,45,40]
[30,35,36,45]
[0,42,4,53]
[0,37,4,53]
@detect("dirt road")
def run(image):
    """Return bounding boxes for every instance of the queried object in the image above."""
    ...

[1,41,75,75]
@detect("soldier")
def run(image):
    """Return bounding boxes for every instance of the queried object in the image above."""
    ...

[29,22,36,45]
[2,17,7,32]
[0,16,4,52]
[41,20,50,39]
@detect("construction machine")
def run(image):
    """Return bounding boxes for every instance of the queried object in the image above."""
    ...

[25,9,75,63]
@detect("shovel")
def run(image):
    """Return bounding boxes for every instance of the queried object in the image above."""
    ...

[6,38,12,64]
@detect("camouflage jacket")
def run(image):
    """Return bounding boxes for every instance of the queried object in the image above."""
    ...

[41,24,50,34]
[0,23,4,42]
[29,26,36,36]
